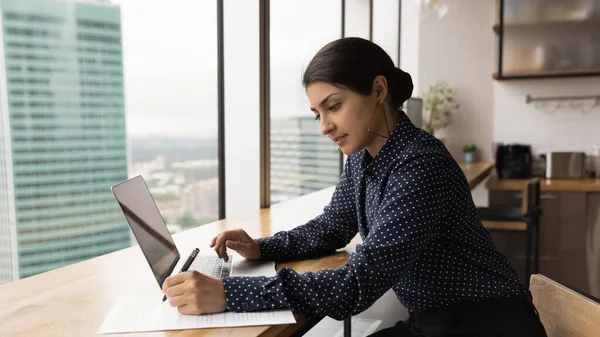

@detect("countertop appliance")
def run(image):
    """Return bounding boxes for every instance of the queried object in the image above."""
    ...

[546,152,585,179]
[495,143,532,179]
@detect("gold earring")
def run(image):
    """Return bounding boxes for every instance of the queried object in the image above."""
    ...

[367,101,390,139]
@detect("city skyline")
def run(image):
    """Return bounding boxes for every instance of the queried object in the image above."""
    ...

[0,0,344,283]
[0,0,131,282]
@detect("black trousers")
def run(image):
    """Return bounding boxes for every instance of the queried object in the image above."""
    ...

[368,297,547,337]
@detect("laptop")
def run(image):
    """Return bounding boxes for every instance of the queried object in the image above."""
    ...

[111,175,274,289]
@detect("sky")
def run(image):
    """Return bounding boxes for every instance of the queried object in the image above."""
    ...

[117,0,218,139]
[115,0,340,140]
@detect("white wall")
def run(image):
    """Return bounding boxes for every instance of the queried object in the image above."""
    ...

[417,0,600,160]
[418,0,496,162]
[494,78,600,155]
[414,0,600,207]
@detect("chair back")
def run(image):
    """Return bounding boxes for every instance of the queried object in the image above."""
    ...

[530,274,600,337]
[522,178,541,216]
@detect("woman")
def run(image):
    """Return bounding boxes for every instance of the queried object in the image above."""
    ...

[162,37,547,337]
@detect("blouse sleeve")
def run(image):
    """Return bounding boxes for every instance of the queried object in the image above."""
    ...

[223,152,452,319]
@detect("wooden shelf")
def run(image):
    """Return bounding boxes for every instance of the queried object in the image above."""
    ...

[482,220,527,232]
[493,69,600,80]
[493,19,600,34]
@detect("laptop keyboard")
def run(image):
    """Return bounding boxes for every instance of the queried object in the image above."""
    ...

[190,255,232,278]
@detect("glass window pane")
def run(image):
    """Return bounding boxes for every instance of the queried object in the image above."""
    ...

[270,0,342,204]
[121,0,218,230]
[0,0,218,283]
[345,0,370,40]
[373,0,400,67]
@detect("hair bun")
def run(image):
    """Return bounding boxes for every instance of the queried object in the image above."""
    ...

[395,68,413,104]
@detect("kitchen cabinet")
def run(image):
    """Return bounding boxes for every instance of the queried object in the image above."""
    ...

[585,193,600,298]
[487,190,595,297]
[494,0,600,80]
[541,192,588,294]
[489,190,564,262]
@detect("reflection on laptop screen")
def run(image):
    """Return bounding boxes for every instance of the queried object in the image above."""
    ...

[111,176,179,286]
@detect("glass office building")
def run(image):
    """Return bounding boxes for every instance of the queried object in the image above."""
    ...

[271,117,340,204]
[0,0,129,283]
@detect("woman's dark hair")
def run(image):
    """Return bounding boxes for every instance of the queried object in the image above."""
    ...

[302,37,413,110]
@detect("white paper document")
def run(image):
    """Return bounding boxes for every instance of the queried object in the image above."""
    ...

[230,258,277,277]
[97,293,296,334]
[98,254,293,334]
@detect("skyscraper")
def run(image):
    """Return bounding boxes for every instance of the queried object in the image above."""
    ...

[271,116,340,204]
[0,0,129,283]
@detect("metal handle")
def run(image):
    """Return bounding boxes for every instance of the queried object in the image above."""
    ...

[514,255,555,262]
[515,193,557,200]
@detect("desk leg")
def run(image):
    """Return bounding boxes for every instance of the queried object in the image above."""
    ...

[344,317,351,337]
[534,220,540,274]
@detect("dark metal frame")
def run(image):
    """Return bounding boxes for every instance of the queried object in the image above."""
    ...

[217,0,226,219]
[339,0,346,176]
[369,0,373,40]
[341,0,345,37]
[259,0,271,208]
[340,3,350,335]
[496,0,504,80]
[397,0,402,67]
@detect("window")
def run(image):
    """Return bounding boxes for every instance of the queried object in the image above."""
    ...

[269,0,342,204]
[120,0,220,228]
[373,0,400,67]
[0,0,219,284]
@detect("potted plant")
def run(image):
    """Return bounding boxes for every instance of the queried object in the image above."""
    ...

[463,144,477,163]
[422,80,459,137]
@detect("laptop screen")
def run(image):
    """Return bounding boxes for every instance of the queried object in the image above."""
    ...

[112,175,179,286]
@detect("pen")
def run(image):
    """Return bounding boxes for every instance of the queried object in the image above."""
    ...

[162,248,199,302]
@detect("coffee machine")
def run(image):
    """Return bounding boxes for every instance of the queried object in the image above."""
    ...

[495,143,532,179]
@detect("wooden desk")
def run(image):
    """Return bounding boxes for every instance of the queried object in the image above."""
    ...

[0,162,492,337]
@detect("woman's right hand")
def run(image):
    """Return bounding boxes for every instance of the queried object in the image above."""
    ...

[210,229,261,262]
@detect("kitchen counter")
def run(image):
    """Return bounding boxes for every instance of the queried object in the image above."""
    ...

[486,178,600,192]
[459,162,494,189]
[486,178,600,297]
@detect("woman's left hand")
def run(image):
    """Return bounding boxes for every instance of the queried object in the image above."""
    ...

[162,271,227,315]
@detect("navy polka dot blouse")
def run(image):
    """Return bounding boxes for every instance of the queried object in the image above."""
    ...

[222,114,530,319]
